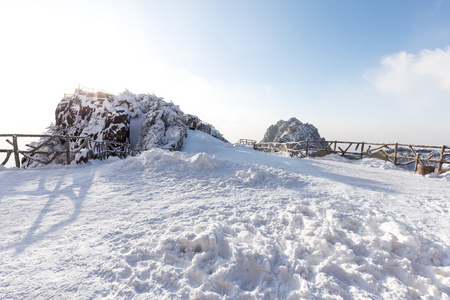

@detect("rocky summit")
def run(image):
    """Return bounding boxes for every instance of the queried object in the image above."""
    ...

[22,87,227,167]
[260,117,325,143]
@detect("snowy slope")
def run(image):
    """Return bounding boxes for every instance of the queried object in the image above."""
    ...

[0,130,449,299]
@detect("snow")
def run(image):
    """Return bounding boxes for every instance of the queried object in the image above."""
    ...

[0,130,449,299]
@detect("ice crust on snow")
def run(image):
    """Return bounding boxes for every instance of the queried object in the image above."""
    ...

[0,130,449,299]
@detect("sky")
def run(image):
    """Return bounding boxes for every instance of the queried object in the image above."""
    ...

[0,0,449,145]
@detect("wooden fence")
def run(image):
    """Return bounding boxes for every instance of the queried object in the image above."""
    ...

[0,134,129,168]
[63,85,110,98]
[233,139,257,146]
[253,140,450,175]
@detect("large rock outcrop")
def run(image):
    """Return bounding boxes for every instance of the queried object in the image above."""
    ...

[55,90,131,144]
[260,117,325,143]
[22,87,227,168]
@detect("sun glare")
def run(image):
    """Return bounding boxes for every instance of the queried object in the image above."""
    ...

[0,1,142,133]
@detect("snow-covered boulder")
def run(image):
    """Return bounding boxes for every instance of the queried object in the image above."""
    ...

[260,117,325,143]
[21,87,227,167]
[55,90,130,143]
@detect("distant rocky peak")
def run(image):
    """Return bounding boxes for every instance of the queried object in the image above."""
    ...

[261,117,325,143]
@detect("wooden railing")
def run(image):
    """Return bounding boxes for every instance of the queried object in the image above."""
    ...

[233,139,257,146]
[253,140,450,175]
[0,134,129,168]
[64,84,110,97]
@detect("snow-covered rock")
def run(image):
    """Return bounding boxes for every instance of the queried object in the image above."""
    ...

[55,90,131,143]
[261,117,325,143]
[21,87,227,168]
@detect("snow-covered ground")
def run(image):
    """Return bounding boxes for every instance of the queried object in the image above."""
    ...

[0,130,449,299]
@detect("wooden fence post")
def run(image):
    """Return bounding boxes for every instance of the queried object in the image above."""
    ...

[105,141,109,159]
[393,143,398,165]
[305,141,309,157]
[437,145,446,175]
[65,134,71,165]
[12,135,20,168]
[414,153,420,172]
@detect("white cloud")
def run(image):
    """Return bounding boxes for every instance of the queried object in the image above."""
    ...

[366,46,450,101]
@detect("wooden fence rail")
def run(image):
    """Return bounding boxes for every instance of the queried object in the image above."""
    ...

[0,134,129,168]
[233,139,257,146]
[252,140,450,175]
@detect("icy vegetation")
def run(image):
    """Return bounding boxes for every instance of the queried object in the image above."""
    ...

[22,88,226,167]
[1,130,449,299]
[261,117,325,143]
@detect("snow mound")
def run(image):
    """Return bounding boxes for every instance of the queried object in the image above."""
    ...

[108,148,305,191]
[108,149,220,173]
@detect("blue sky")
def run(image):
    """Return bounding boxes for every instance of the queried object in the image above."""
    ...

[1,0,449,145]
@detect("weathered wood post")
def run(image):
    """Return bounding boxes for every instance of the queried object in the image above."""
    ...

[100,142,104,160]
[393,143,398,165]
[12,135,20,168]
[305,140,309,157]
[105,141,109,159]
[360,143,365,158]
[437,145,446,175]
[125,142,129,158]
[92,140,96,159]
[414,153,420,172]
[65,134,71,165]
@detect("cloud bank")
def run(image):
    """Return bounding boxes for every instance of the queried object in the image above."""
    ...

[366,46,450,103]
